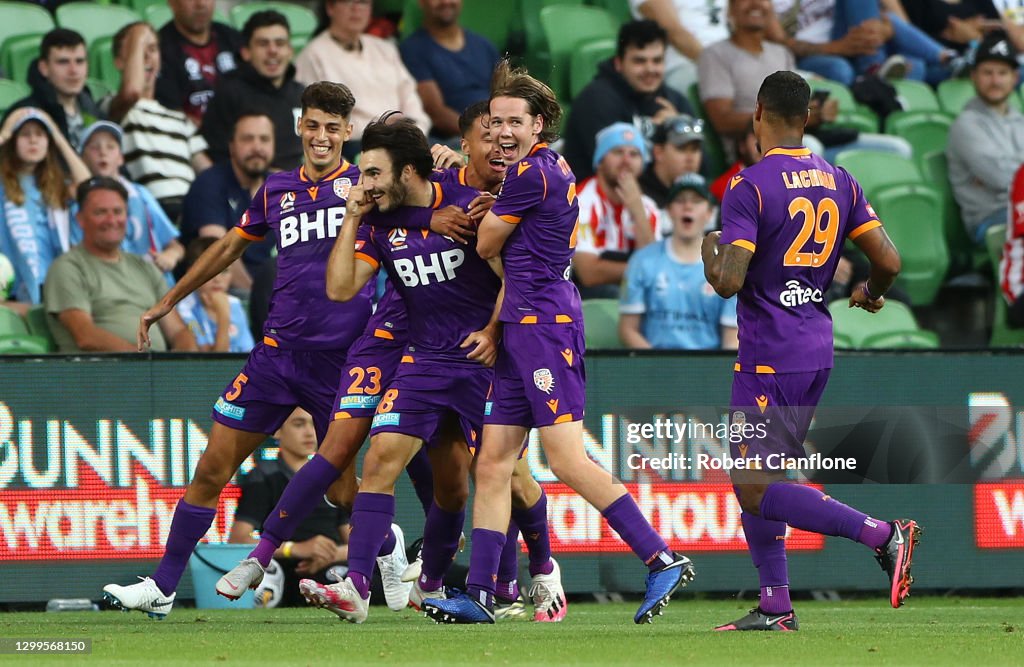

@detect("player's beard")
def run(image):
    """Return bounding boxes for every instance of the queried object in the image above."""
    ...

[375,179,408,213]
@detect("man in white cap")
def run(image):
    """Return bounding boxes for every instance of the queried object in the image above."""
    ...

[573,122,666,299]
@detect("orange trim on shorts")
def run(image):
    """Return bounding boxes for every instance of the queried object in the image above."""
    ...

[499,214,522,224]
[263,336,278,347]
[334,411,352,420]
[373,328,394,340]
[756,365,776,374]
[734,363,742,372]
[554,314,573,323]
[519,315,538,324]
[401,355,414,363]
[234,226,264,242]
[848,219,882,240]
[553,414,574,424]
[731,239,756,253]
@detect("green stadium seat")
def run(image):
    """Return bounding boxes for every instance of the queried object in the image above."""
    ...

[521,0,584,90]
[883,111,951,160]
[588,0,633,24]
[833,330,856,349]
[539,5,618,100]
[829,299,932,348]
[686,82,726,180]
[937,77,1022,115]
[582,298,623,349]
[834,150,923,197]
[861,329,940,349]
[123,0,166,16]
[0,305,29,336]
[230,2,317,39]
[829,108,878,134]
[400,0,520,54]
[0,2,54,59]
[985,224,1024,347]
[290,33,309,54]
[56,2,142,44]
[569,37,615,99]
[811,78,879,130]
[86,77,112,101]
[892,79,940,112]
[0,334,50,355]
[0,78,29,114]
[24,305,56,351]
[921,149,985,276]
[870,183,950,305]
[145,4,172,29]
[4,34,43,85]
[89,36,120,93]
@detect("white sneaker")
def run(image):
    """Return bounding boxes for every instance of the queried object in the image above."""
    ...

[377,523,413,611]
[102,577,176,619]
[408,579,446,611]
[216,557,265,600]
[529,558,567,622]
[299,577,368,624]
[494,594,527,620]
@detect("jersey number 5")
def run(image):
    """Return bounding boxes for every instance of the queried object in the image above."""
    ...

[784,196,839,267]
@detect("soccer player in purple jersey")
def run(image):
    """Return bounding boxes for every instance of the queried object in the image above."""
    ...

[100,82,409,618]
[425,61,695,626]
[431,100,566,621]
[702,71,920,632]
[296,118,502,624]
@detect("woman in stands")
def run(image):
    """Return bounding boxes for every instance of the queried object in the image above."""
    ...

[0,107,89,315]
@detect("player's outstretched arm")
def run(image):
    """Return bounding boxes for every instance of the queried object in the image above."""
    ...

[326,179,377,302]
[848,226,901,313]
[138,232,250,350]
[702,231,753,298]
[477,210,517,260]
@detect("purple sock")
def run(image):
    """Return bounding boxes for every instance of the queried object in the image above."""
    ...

[377,527,397,557]
[421,502,465,583]
[466,528,506,609]
[496,580,518,600]
[601,494,672,570]
[347,492,395,599]
[511,491,553,577]
[496,520,521,591]
[760,483,886,548]
[151,499,216,596]
[248,454,341,567]
[741,511,791,614]
[858,517,894,550]
[405,447,434,516]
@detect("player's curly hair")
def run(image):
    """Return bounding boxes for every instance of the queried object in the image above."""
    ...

[458,100,490,138]
[301,81,355,119]
[489,59,562,143]
[756,71,810,127]
[361,118,433,179]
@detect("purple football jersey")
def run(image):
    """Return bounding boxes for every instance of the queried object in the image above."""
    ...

[237,162,373,350]
[430,165,470,188]
[489,143,583,324]
[719,146,881,372]
[357,182,501,362]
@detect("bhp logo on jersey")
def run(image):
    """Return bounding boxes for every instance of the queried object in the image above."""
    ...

[393,249,465,287]
[280,207,345,248]
[779,280,823,307]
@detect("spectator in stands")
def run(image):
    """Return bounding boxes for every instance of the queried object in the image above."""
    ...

[157,0,243,126]
[619,173,737,349]
[0,108,90,314]
[180,113,275,296]
[229,407,350,607]
[710,122,761,202]
[76,121,184,282]
[703,0,912,163]
[1,28,102,150]
[175,237,255,352]
[638,114,704,208]
[768,0,961,86]
[295,0,430,158]
[884,0,1000,54]
[948,31,1024,245]
[44,177,197,353]
[563,20,696,182]
[1001,162,1024,327]
[202,11,304,171]
[574,123,665,300]
[629,0,729,92]
[399,0,500,142]
[107,22,212,223]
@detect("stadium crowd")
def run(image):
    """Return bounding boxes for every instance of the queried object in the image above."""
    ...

[1,0,1024,352]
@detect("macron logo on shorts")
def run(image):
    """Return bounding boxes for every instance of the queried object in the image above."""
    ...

[372,413,401,428]
[214,397,246,421]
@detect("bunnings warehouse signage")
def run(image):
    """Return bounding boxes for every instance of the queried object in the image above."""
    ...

[1,353,1022,601]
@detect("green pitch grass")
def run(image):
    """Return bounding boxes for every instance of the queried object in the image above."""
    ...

[2,598,1021,666]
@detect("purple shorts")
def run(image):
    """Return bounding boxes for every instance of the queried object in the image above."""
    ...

[370,357,492,447]
[728,369,830,461]
[211,342,347,443]
[332,331,406,421]
[485,323,586,429]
